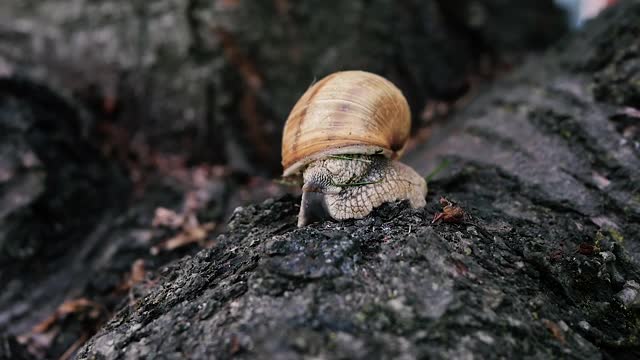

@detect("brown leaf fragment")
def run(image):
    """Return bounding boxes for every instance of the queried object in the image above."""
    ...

[542,319,566,344]
[152,207,184,229]
[549,249,564,263]
[151,221,216,255]
[117,259,147,293]
[229,334,241,354]
[22,298,106,358]
[31,313,59,335]
[432,197,465,224]
[622,106,640,118]
[31,298,100,334]
[129,259,146,285]
[452,260,469,277]
[577,243,599,256]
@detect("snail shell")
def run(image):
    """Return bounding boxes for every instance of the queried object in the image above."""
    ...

[281,70,411,177]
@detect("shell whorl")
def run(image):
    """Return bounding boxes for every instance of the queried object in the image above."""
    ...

[281,71,411,176]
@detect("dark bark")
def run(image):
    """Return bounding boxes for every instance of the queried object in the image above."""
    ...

[67,2,640,359]
[0,0,566,174]
[0,74,266,359]
[0,78,206,359]
[0,335,33,360]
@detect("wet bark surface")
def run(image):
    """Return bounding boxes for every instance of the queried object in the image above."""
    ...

[63,2,640,359]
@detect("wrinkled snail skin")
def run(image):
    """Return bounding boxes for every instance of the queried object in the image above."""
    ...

[298,155,427,226]
[281,70,428,227]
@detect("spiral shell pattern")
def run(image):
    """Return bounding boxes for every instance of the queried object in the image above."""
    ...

[281,71,411,176]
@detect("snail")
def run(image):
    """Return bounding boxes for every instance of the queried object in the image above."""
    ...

[281,70,427,227]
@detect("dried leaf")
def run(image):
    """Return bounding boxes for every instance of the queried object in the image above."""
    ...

[542,319,566,344]
[151,222,216,255]
[152,207,184,228]
[432,197,466,224]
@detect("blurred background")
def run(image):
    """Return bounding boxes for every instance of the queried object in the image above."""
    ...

[0,1,618,359]
[0,0,612,175]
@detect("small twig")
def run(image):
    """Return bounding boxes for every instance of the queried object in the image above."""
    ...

[425,159,450,182]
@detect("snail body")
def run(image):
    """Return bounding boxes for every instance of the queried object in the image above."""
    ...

[281,71,427,226]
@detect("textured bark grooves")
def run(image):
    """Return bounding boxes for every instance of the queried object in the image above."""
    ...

[0,0,566,174]
[75,2,640,359]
